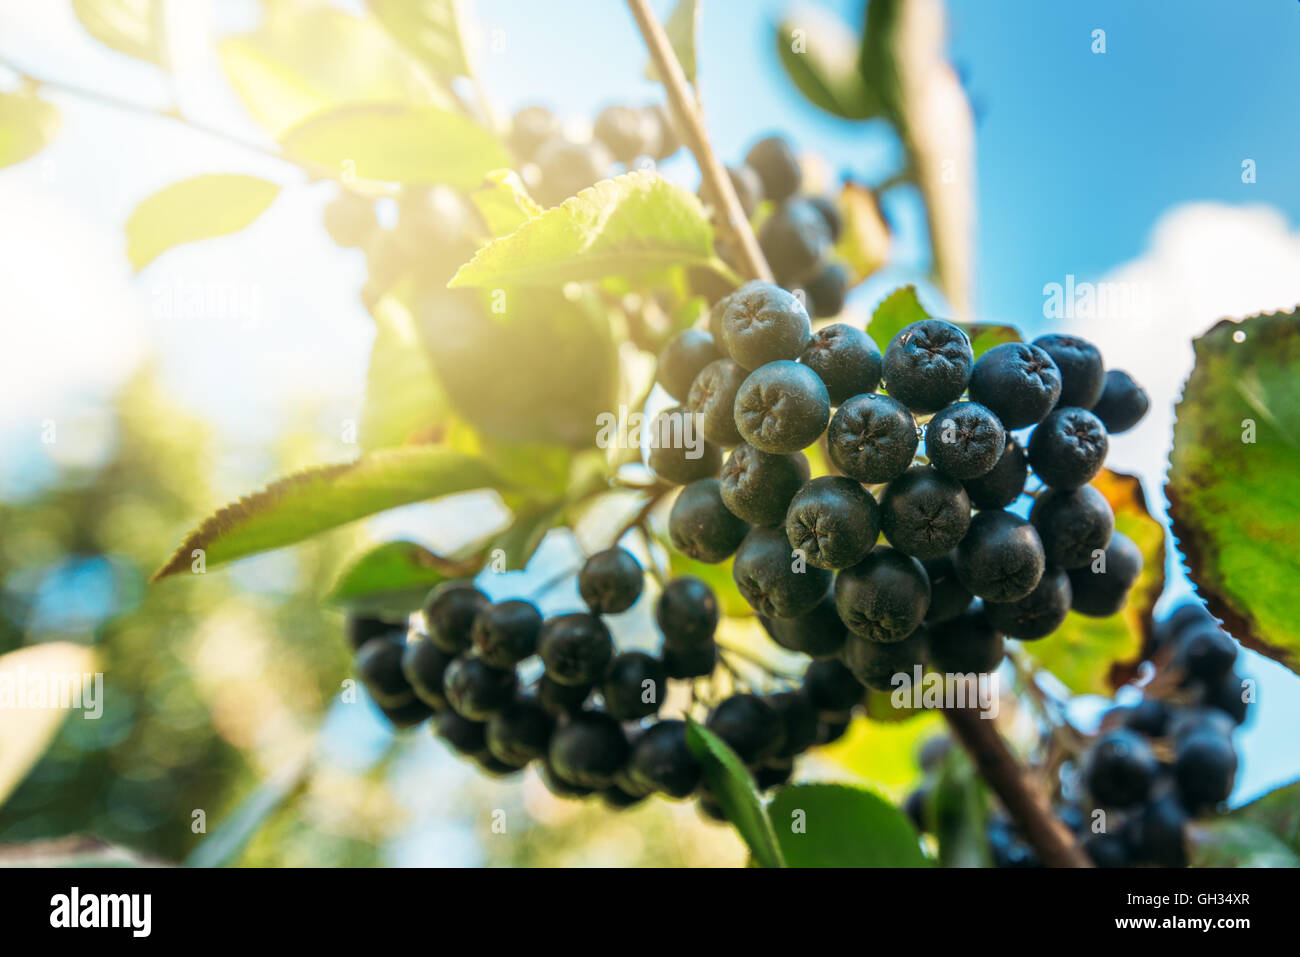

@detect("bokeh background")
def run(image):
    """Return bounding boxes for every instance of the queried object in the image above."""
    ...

[2,0,1298,866]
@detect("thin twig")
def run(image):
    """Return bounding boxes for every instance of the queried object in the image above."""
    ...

[625,0,772,283]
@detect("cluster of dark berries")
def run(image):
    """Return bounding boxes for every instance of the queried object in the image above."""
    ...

[704,134,852,318]
[656,282,1153,698]
[509,102,681,207]
[344,545,852,816]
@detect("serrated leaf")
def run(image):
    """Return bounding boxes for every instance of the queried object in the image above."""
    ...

[645,0,700,84]
[360,290,447,452]
[448,171,717,289]
[326,540,483,615]
[150,448,508,582]
[71,0,167,68]
[470,169,543,236]
[280,104,508,189]
[836,180,891,284]
[768,783,929,867]
[0,643,97,808]
[185,748,313,868]
[0,92,60,168]
[125,175,280,271]
[866,285,1019,357]
[685,719,785,868]
[775,7,879,120]
[220,6,449,137]
[1023,469,1166,695]
[1168,310,1300,676]
[367,0,472,83]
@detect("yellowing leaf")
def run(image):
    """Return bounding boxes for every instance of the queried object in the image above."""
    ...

[645,0,700,84]
[71,0,167,68]
[125,175,280,271]
[836,180,891,283]
[280,103,508,189]
[360,289,447,452]
[470,169,543,236]
[0,643,97,808]
[0,93,60,168]
[150,447,509,581]
[449,171,717,289]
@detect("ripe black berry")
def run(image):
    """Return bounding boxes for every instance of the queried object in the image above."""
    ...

[733,525,833,618]
[486,696,555,767]
[982,566,1071,640]
[921,554,973,624]
[380,698,435,729]
[1027,407,1109,489]
[687,358,747,446]
[967,342,1062,428]
[1169,706,1237,744]
[816,716,851,745]
[756,758,794,791]
[834,546,931,643]
[799,322,883,404]
[434,709,488,756]
[537,674,592,716]
[656,576,719,648]
[1205,671,1249,725]
[927,605,1004,674]
[1082,831,1130,868]
[882,319,974,413]
[1175,624,1237,681]
[443,655,518,720]
[593,104,657,162]
[1131,795,1188,867]
[1029,484,1115,570]
[720,282,812,370]
[346,613,402,651]
[627,719,701,798]
[401,635,454,708]
[669,478,750,563]
[578,546,644,614]
[423,582,490,654]
[1032,334,1105,408]
[538,613,614,686]
[532,135,614,206]
[842,625,930,691]
[548,711,630,789]
[880,465,971,559]
[509,105,560,161]
[646,405,723,484]
[1174,731,1237,810]
[760,592,849,658]
[759,200,832,284]
[961,436,1028,510]
[785,475,881,570]
[1090,369,1149,434]
[354,636,414,707]
[745,134,802,202]
[1084,728,1156,807]
[953,510,1046,603]
[826,393,919,483]
[540,759,595,798]
[657,328,720,403]
[1123,699,1170,737]
[601,651,667,721]
[768,691,819,758]
[662,640,718,678]
[925,400,1006,480]
[801,260,850,319]
[707,693,784,765]
[803,658,863,716]
[719,443,808,526]
[471,599,543,668]
[1067,530,1142,617]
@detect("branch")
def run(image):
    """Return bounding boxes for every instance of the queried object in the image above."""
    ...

[625,0,772,283]
[942,704,1092,867]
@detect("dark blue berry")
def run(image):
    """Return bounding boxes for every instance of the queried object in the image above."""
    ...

[799,322,882,405]
[826,393,918,484]
[785,475,881,570]
[882,319,973,413]
[834,546,931,643]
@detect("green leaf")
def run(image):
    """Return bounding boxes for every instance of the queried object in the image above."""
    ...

[71,0,167,68]
[0,836,162,868]
[0,643,97,808]
[470,169,543,237]
[125,175,280,271]
[1168,310,1300,676]
[0,92,60,168]
[1024,469,1166,695]
[931,742,990,868]
[220,6,450,136]
[326,540,484,616]
[360,290,447,452]
[768,783,929,867]
[866,285,1019,358]
[150,447,508,582]
[280,104,509,189]
[775,8,879,120]
[367,0,473,83]
[835,180,891,284]
[1189,820,1300,868]
[185,750,313,868]
[448,171,716,289]
[685,719,785,867]
[645,0,700,84]
[1221,779,1300,853]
